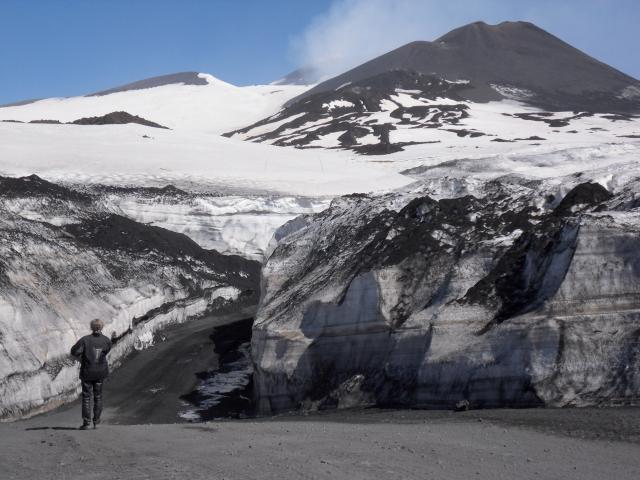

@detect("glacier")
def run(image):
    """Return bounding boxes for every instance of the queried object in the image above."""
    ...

[252,165,640,413]
[102,188,330,260]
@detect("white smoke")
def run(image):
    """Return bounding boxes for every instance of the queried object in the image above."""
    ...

[292,0,486,80]
[291,0,593,81]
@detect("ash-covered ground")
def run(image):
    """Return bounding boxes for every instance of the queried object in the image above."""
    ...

[1,404,639,480]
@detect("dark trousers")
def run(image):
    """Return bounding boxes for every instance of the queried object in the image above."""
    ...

[81,380,103,424]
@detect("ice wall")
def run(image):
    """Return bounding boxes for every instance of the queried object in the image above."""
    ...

[252,176,640,413]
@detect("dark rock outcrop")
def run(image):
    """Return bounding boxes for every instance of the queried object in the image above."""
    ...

[29,119,61,124]
[70,111,169,129]
[0,174,90,202]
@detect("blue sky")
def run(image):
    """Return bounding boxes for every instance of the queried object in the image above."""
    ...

[0,0,639,104]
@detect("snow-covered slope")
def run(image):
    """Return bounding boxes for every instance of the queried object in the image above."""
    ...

[229,22,640,162]
[0,72,308,134]
[0,122,411,196]
[228,70,640,158]
[0,71,412,265]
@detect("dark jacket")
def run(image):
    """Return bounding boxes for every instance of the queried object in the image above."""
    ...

[71,332,112,381]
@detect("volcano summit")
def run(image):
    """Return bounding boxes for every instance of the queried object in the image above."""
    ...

[292,21,640,112]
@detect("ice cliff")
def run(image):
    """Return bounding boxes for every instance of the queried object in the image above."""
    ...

[0,175,260,420]
[95,185,330,260]
[252,172,640,413]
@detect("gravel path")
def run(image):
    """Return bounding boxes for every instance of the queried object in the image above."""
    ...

[2,407,639,479]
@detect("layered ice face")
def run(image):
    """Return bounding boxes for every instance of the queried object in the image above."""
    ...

[252,164,640,413]
[108,192,330,260]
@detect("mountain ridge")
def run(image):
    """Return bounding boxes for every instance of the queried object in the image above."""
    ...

[288,20,640,112]
[86,71,211,97]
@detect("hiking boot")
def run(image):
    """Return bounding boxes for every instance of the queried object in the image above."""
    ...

[93,419,101,429]
[79,422,91,430]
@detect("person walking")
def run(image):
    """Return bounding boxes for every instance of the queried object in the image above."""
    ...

[70,319,113,430]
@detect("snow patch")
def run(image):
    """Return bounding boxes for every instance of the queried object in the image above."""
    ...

[491,84,535,100]
[322,100,355,111]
